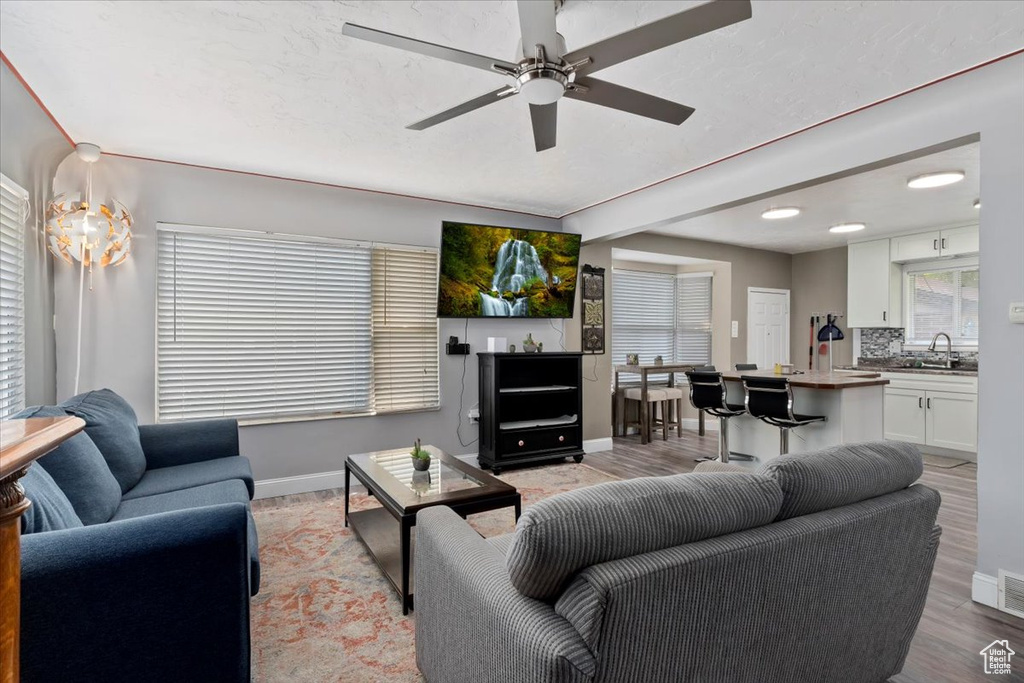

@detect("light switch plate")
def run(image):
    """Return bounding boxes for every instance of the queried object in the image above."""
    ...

[731,321,739,338]
[1010,302,1024,324]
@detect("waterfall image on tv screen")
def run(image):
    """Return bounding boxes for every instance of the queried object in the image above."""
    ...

[438,222,582,318]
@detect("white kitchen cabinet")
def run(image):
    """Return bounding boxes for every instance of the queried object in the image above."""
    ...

[890,225,979,262]
[881,373,978,453]
[884,388,927,444]
[890,232,941,261]
[848,239,902,327]
[926,390,979,451]
[938,225,979,257]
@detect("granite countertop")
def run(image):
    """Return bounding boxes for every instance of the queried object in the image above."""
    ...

[836,364,978,377]
[721,369,888,389]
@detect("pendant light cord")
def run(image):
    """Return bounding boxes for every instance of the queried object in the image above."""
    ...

[74,242,85,395]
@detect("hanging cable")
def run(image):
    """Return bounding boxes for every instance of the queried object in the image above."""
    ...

[456,317,478,447]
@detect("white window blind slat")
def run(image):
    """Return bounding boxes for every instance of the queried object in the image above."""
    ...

[612,269,713,384]
[157,228,373,422]
[372,246,440,413]
[0,175,27,419]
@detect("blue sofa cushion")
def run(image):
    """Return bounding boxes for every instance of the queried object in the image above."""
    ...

[20,464,84,534]
[61,389,147,494]
[112,481,261,593]
[14,405,122,525]
[123,456,255,501]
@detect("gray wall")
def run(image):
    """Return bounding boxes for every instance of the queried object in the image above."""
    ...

[791,246,852,370]
[0,61,71,406]
[50,153,563,480]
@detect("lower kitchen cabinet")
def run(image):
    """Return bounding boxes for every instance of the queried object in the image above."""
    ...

[883,375,978,453]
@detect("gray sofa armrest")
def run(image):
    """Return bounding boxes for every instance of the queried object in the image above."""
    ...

[139,418,240,469]
[414,506,596,683]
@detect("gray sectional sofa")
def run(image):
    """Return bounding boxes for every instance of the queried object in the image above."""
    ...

[415,441,941,683]
[16,388,258,683]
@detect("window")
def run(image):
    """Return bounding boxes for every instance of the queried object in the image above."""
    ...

[372,246,440,413]
[905,263,979,346]
[157,226,439,422]
[0,174,28,419]
[612,269,713,379]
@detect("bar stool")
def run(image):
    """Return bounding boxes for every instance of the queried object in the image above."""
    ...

[685,370,752,463]
[622,386,684,441]
[735,363,758,371]
[741,376,827,455]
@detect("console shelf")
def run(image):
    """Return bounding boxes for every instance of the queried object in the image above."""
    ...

[478,352,584,474]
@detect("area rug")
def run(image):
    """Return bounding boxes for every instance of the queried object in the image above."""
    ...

[251,462,619,682]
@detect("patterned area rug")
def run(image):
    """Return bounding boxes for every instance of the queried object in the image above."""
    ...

[251,462,619,682]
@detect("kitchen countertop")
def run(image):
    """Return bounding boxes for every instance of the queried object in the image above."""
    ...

[721,369,888,390]
[836,365,978,377]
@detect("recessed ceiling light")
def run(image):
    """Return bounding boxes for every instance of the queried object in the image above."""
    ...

[829,223,866,234]
[761,207,800,220]
[973,199,981,209]
[907,171,965,189]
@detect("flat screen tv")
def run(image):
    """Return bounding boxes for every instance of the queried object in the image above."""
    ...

[438,221,582,318]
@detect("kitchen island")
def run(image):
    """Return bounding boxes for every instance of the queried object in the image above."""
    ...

[720,370,889,463]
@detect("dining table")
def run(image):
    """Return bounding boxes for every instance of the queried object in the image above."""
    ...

[613,362,706,444]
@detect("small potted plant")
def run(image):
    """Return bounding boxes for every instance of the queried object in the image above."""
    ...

[523,333,539,353]
[410,438,431,471]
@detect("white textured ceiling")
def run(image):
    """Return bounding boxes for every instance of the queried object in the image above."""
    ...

[650,142,980,253]
[1,1,1020,217]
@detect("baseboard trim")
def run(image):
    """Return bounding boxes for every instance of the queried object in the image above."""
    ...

[254,469,347,500]
[972,571,999,608]
[584,437,613,453]
[681,418,719,432]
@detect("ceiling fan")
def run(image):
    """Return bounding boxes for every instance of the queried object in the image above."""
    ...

[342,0,752,152]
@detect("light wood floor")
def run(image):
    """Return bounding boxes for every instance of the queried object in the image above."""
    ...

[256,434,1023,682]
[588,434,1024,683]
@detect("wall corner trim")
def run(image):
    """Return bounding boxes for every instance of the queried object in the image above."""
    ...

[972,571,999,608]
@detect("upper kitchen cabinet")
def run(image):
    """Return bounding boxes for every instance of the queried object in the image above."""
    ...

[848,238,902,328]
[890,225,979,262]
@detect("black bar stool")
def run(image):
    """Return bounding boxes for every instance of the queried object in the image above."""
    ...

[741,376,827,455]
[685,370,752,463]
[735,363,758,371]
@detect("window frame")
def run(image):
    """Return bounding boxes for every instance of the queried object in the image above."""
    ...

[154,223,440,425]
[902,257,979,350]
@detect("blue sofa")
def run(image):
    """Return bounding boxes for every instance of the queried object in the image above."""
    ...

[15,389,259,683]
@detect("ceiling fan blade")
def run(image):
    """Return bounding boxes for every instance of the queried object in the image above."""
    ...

[565,78,695,125]
[407,87,516,131]
[562,0,751,77]
[529,103,557,152]
[517,0,560,60]
[342,23,520,74]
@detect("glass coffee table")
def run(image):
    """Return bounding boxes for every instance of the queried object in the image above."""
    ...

[344,445,520,614]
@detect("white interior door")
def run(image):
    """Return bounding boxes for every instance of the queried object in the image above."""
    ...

[747,288,790,369]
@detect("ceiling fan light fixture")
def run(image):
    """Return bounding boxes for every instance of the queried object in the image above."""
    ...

[517,70,567,105]
[829,223,866,234]
[907,171,965,189]
[761,207,800,220]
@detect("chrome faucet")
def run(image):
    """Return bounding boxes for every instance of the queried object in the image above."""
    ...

[927,332,953,368]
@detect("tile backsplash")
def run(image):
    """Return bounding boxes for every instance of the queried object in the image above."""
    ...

[858,327,979,363]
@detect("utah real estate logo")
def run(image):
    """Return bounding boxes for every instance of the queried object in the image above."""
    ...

[980,640,1015,675]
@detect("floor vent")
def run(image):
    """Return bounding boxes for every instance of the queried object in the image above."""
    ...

[998,570,1024,619]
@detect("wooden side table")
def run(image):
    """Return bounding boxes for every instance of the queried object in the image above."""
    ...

[0,416,85,683]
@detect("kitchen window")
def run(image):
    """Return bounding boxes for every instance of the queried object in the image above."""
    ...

[612,269,713,381]
[904,261,979,347]
[156,225,438,422]
[0,174,28,419]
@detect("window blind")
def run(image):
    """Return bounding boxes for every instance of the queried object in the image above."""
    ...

[0,175,27,419]
[906,265,979,346]
[371,246,440,412]
[676,274,713,364]
[612,270,676,382]
[157,227,373,421]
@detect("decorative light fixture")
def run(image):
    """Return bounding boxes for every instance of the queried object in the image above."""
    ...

[44,142,133,394]
[761,207,801,220]
[906,171,965,189]
[973,199,981,209]
[829,223,866,233]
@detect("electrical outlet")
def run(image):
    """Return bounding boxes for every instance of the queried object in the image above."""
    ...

[468,408,480,423]
[731,321,739,338]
